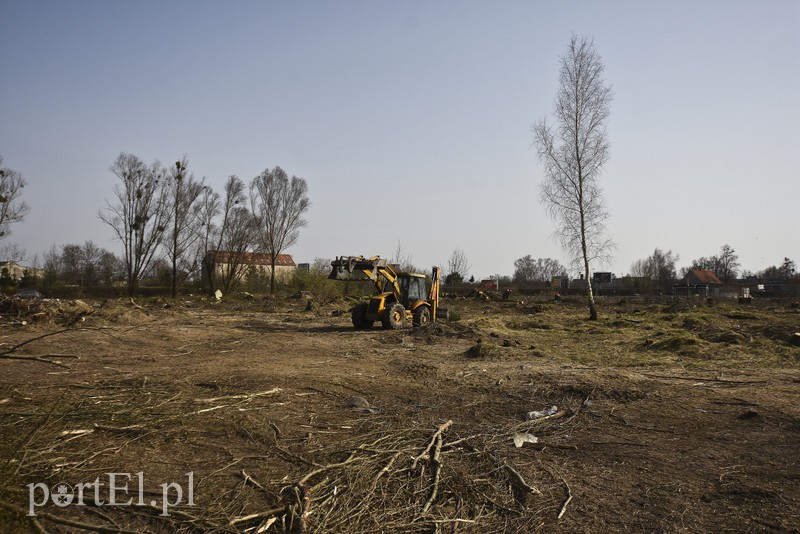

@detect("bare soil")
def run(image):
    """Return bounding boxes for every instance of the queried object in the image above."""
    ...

[0,294,798,533]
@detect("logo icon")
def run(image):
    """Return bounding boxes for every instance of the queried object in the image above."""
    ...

[50,483,74,507]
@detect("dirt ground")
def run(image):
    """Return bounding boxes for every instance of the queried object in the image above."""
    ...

[0,293,798,533]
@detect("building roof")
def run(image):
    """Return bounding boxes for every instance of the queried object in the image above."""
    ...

[209,251,296,267]
[687,268,722,285]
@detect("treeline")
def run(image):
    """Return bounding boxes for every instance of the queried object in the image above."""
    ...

[490,246,796,295]
[96,153,310,297]
[0,153,311,297]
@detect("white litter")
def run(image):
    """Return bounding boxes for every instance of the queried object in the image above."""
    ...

[526,405,558,420]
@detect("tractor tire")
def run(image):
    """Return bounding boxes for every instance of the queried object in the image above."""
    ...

[351,302,373,330]
[381,303,406,330]
[412,306,431,327]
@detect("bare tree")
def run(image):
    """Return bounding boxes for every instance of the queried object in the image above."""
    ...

[391,241,417,273]
[99,153,170,296]
[534,35,613,320]
[164,158,205,298]
[445,248,472,285]
[58,241,106,286]
[539,257,567,282]
[716,244,740,283]
[201,175,259,294]
[630,248,679,292]
[80,241,103,286]
[60,244,84,286]
[758,257,797,281]
[513,255,537,284]
[513,255,567,284]
[781,257,797,279]
[195,185,221,292]
[0,157,30,240]
[312,257,333,274]
[217,206,258,293]
[250,167,310,294]
[98,249,122,286]
[0,242,28,262]
[687,244,740,283]
[42,245,61,292]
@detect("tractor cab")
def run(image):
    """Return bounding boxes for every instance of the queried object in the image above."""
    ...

[385,273,428,308]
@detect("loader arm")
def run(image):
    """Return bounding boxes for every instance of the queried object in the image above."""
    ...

[329,255,402,300]
[429,266,441,321]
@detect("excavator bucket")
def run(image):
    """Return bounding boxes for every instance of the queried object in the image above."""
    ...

[329,256,389,281]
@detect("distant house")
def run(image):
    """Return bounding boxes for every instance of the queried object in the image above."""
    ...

[0,261,43,282]
[205,251,297,282]
[683,269,722,286]
[675,269,722,296]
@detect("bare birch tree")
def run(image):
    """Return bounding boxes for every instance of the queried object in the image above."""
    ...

[0,157,30,240]
[250,167,310,295]
[99,153,170,296]
[534,35,613,320]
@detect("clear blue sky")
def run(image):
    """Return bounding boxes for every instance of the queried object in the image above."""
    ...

[1,0,798,279]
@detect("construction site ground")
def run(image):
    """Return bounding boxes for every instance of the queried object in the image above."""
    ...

[0,293,798,533]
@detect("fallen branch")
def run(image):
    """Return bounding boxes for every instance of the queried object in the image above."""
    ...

[528,409,569,425]
[193,387,282,403]
[239,469,265,490]
[15,391,66,474]
[0,353,77,367]
[543,463,572,520]
[190,404,230,415]
[558,486,572,519]
[229,506,285,526]
[535,442,578,451]
[375,450,404,482]
[421,432,444,514]
[503,460,541,495]
[298,452,360,485]
[0,329,81,367]
[412,419,453,468]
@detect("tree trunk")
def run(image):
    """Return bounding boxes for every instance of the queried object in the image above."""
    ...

[584,257,598,320]
[269,255,277,295]
[204,254,216,296]
[171,256,178,299]
[580,208,598,320]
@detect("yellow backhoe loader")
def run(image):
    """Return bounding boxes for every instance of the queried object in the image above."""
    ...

[329,255,448,330]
